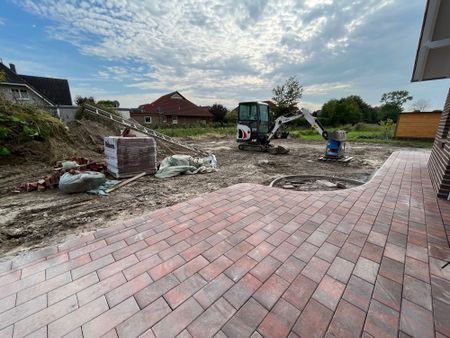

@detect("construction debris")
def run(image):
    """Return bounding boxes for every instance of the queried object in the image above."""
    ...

[270,174,365,191]
[106,172,146,194]
[59,171,106,194]
[19,157,107,192]
[336,182,347,189]
[318,156,353,162]
[155,155,217,178]
[316,179,337,188]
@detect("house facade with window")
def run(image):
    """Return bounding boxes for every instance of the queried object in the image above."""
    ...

[132,91,213,125]
[0,61,72,106]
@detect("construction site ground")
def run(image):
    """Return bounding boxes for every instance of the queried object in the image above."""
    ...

[0,129,428,259]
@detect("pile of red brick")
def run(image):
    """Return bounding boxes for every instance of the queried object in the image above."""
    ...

[19,157,107,192]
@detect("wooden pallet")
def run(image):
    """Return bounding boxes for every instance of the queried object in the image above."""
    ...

[318,156,353,163]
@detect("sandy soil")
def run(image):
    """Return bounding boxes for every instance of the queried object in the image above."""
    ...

[0,135,421,258]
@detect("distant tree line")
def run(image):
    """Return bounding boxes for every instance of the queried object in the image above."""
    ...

[320,90,414,125]
[75,96,120,108]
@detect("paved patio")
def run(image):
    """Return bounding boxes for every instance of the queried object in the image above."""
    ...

[0,151,449,338]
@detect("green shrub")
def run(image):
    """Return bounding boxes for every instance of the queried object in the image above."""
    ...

[0,95,66,155]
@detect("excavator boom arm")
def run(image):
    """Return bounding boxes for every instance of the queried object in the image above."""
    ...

[267,109,328,141]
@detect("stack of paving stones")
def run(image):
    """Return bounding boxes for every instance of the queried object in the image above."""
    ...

[104,136,157,179]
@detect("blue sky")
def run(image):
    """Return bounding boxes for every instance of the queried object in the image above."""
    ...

[0,0,448,110]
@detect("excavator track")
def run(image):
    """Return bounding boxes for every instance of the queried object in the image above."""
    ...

[238,143,289,154]
[238,144,265,152]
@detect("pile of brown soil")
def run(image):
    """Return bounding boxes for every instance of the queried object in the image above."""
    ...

[5,119,119,165]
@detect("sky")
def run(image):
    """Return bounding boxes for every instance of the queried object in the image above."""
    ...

[0,0,449,110]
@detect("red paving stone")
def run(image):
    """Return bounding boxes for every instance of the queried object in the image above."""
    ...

[0,151,448,337]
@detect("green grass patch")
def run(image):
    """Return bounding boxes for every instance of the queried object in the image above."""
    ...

[157,125,236,137]
[133,121,433,148]
[288,124,433,148]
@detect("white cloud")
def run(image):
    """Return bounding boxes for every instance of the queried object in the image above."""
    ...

[305,82,352,95]
[18,0,406,107]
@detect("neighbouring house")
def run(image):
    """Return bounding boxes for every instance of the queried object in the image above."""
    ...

[394,111,441,139]
[412,0,450,198]
[0,61,72,106]
[132,91,213,125]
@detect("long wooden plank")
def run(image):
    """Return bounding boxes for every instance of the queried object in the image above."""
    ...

[106,172,147,193]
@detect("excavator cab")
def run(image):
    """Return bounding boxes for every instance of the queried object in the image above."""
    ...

[237,102,271,150]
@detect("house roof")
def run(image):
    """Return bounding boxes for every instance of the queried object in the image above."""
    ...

[138,91,213,117]
[0,62,72,105]
[0,62,25,84]
[412,0,450,81]
[19,75,72,105]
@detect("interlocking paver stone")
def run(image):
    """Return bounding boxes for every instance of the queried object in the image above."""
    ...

[326,300,366,338]
[0,151,448,338]
[292,299,333,338]
[372,275,402,311]
[258,298,300,338]
[312,275,345,310]
[222,298,268,338]
[342,275,374,311]
[400,299,434,338]
[364,299,399,338]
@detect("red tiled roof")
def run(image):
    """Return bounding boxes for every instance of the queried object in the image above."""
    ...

[139,92,213,117]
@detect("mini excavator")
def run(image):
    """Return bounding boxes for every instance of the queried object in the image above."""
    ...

[236,101,350,160]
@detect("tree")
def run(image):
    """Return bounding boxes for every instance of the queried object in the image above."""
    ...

[380,90,412,122]
[380,90,412,110]
[272,76,304,117]
[337,100,361,125]
[97,100,120,108]
[0,70,6,82]
[321,99,338,125]
[225,108,238,123]
[75,96,95,106]
[379,103,401,122]
[320,96,363,125]
[209,104,228,124]
[347,95,377,123]
[410,99,430,112]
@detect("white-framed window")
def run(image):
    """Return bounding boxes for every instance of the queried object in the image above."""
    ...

[11,88,29,100]
[144,116,152,124]
[172,115,178,124]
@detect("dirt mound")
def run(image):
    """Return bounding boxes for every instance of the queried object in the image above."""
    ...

[4,119,118,165]
[65,119,119,159]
